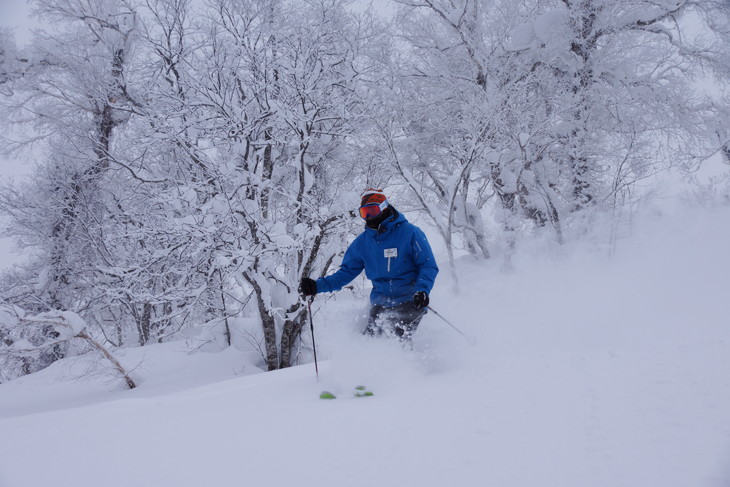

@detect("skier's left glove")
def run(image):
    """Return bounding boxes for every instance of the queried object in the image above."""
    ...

[413,291,429,309]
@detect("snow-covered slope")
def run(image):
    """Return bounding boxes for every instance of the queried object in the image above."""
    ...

[1,207,729,487]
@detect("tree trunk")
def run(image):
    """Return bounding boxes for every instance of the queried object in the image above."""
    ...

[244,271,279,371]
[567,2,598,211]
[137,302,152,346]
[279,308,306,369]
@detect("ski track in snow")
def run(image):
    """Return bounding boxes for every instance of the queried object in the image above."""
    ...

[1,207,730,487]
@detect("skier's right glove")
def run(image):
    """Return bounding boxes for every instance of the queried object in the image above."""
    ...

[299,277,317,297]
[413,291,429,309]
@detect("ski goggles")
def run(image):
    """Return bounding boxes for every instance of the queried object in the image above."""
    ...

[358,201,388,219]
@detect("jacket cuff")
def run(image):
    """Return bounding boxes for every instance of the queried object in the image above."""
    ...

[315,277,330,293]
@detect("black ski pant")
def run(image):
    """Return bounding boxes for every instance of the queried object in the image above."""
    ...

[364,301,427,343]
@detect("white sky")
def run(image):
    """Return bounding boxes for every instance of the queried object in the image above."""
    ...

[0,1,34,268]
[0,0,33,46]
[0,0,36,178]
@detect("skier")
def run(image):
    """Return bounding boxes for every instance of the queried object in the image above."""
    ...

[300,189,438,343]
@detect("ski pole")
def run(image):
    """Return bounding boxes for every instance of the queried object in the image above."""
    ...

[307,297,320,380]
[427,306,476,345]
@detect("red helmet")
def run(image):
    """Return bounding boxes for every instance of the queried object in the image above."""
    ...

[359,189,388,220]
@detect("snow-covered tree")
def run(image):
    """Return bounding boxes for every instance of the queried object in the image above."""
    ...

[1,0,384,371]
[390,0,730,254]
[188,0,381,369]
[370,0,496,272]
[0,0,141,316]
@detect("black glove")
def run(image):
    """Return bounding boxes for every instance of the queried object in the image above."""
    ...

[413,291,429,309]
[299,277,317,297]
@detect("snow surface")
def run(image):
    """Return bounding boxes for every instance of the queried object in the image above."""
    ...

[1,205,730,487]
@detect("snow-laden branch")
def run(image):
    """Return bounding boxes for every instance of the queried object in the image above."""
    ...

[1,308,136,389]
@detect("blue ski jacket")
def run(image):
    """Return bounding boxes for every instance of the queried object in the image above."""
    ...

[316,211,438,306]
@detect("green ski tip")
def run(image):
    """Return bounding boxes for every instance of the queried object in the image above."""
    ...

[319,391,336,400]
[354,386,374,397]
